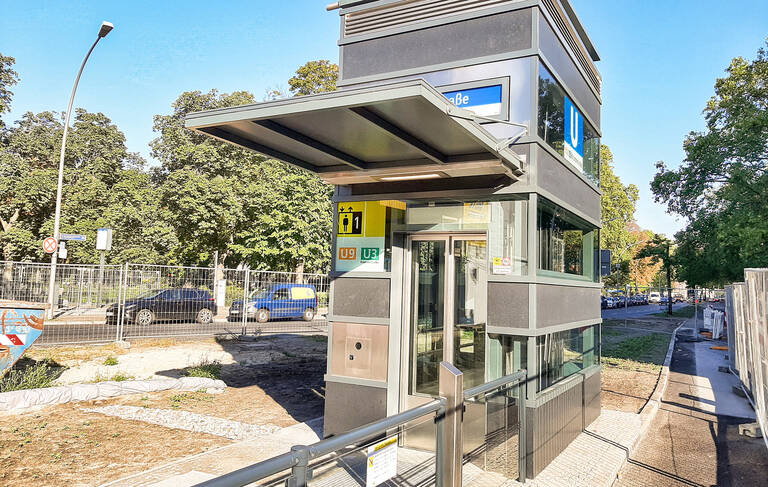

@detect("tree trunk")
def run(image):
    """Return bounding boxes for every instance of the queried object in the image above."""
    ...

[295,259,305,284]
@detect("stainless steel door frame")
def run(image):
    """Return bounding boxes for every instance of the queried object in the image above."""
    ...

[400,233,486,410]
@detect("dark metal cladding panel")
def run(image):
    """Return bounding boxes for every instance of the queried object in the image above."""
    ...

[488,282,529,330]
[323,381,388,437]
[526,378,584,476]
[536,145,601,221]
[582,367,601,428]
[538,12,601,126]
[341,9,532,80]
[332,277,391,318]
[536,284,601,328]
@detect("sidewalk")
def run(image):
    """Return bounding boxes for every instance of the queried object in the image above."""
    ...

[614,319,768,486]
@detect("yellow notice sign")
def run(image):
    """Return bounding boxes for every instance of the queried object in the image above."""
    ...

[366,435,398,487]
[337,201,386,238]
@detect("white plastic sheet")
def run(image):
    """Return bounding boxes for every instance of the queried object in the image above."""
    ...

[0,377,225,412]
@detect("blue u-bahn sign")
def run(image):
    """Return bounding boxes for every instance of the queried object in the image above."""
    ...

[564,96,584,169]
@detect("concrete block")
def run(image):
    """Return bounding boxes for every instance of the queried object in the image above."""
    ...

[738,422,762,438]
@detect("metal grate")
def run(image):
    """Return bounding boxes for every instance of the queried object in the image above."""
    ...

[343,0,517,37]
[541,0,601,95]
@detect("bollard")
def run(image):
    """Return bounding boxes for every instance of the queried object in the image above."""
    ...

[439,361,463,487]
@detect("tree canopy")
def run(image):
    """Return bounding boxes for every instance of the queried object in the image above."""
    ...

[651,40,768,286]
[0,59,338,273]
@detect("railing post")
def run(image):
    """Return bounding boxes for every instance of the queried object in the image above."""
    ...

[287,445,309,487]
[439,361,463,487]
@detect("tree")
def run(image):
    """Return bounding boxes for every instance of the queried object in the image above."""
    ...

[636,234,675,315]
[651,40,768,284]
[600,145,639,286]
[288,60,338,96]
[0,53,19,128]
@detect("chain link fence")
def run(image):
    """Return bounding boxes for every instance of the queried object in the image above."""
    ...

[0,261,328,345]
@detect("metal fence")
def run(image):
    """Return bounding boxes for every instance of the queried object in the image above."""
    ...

[726,268,768,451]
[0,260,329,345]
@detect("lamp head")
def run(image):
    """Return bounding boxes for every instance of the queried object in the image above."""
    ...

[98,21,114,38]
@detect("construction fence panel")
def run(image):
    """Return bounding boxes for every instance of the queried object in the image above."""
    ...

[743,269,768,448]
[1,261,124,345]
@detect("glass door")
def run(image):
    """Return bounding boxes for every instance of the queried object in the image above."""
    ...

[402,235,487,450]
[403,235,487,400]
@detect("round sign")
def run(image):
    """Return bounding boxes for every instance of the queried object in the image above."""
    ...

[43,237,58,254]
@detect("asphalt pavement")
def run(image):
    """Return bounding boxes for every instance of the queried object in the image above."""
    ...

[601,302,691,319]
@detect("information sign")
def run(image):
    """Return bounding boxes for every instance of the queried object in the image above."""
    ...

[60,233,87,242]
[366,435,398,487]
[336,201,387,272]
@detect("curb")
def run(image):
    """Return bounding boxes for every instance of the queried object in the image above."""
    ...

[630,320,685,453]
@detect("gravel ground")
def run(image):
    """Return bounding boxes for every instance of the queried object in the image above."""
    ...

[85,405,280,441]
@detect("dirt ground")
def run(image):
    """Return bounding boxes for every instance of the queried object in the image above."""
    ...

[601,316,683,413]
[0,334,328,487]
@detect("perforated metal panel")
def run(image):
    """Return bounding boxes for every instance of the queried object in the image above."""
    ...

[541,0,601,95]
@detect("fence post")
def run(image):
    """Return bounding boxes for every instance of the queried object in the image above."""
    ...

[287,445,309,487]
[241,269,249,337]
[438,361,463,487]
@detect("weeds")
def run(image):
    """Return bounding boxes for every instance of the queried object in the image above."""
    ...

[182,359,222,380]
[169,391,214,409]
[0,359,65,392]
[90,373,134,383]
[103,356,119,366]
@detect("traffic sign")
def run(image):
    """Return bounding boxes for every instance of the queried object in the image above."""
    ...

[60,233,86,242]
[43,237,57,254]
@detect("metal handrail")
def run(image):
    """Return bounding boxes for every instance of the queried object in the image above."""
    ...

[195,398,446,487]
[463,370,527,400]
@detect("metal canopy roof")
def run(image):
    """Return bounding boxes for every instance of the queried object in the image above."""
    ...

[185,79,524,185]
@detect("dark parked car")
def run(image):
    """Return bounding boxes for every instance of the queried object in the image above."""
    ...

[106,288,217,326]
[228,284,317,323]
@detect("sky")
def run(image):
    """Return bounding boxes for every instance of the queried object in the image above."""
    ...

[2,0,767,237]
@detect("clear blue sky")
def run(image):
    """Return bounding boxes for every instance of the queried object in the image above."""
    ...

[2,1,767,237]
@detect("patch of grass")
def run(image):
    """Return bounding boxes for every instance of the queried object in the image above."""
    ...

[169,391,214,409]
[652,305,694,318]
[306,335,327,343]
[103,356,118,366]
[0,359,66,392]
[90,373,134,383]
[603,333,671,372]
[182,360,222,380]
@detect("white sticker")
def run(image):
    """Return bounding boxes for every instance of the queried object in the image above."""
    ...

[366,435,398,487]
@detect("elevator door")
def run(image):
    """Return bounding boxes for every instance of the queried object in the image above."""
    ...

[402,235,487,446]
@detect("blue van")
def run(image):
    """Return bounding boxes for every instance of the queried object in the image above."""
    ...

[228,284,318,323]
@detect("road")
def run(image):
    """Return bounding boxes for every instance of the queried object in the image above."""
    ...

[601,302,691,319]
[37,316,328,345]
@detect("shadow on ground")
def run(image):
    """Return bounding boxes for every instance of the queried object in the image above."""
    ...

[154,333,327,425]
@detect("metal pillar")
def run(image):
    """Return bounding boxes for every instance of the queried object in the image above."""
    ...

[439,361,463,487]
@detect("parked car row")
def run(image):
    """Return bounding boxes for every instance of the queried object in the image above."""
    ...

[105,283,318,326]
[601,294,652,309]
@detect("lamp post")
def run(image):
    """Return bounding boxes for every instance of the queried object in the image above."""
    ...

[46,21,114,319]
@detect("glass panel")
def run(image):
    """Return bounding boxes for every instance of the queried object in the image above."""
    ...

[453,239,487,390]
[537,324,600,391]
[537,197,599,282]
[410,240,445,396]
[488,199,528,276]
[488,334,528,381]
[537,62,600,186]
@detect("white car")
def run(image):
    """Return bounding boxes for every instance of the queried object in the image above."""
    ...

[649,292,661,303]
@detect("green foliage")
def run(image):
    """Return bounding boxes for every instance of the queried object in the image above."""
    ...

[602,333,670,369]
[0,53,19,127]
[651,40,768,285]
[288,60,338,96]
[103,356,118,366]
[600,145,639,286]
[0,360,63,392]
[182,359,222,380]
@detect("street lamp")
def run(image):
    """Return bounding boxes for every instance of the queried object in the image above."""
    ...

[46,21,114,319]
